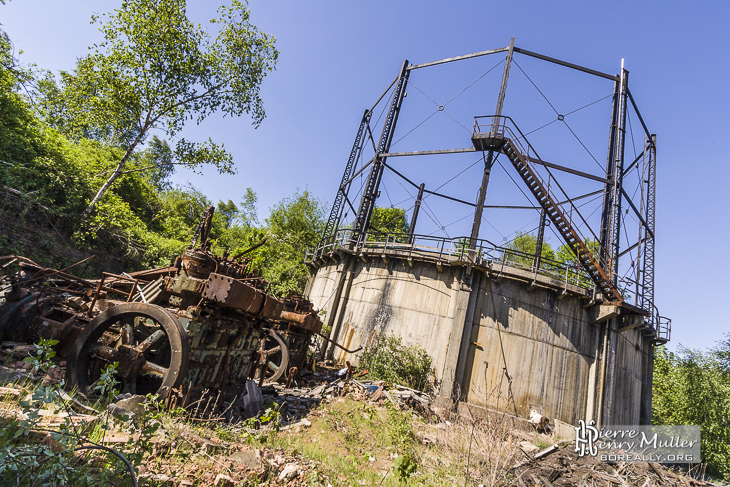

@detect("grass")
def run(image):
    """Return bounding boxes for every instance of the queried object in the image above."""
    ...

[245,397,522,486]
[0,367,524,486]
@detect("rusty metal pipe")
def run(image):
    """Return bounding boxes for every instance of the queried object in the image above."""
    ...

[316,332,362,354]
[279,310,308,324]
[232,237,268,261]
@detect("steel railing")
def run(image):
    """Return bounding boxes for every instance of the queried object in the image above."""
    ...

[306,229,669,342]
[308,229,594,289]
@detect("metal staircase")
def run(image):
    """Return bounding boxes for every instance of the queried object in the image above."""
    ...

[472,116,623,303]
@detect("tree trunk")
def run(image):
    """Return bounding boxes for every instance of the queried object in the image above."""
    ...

[81,132,145,219]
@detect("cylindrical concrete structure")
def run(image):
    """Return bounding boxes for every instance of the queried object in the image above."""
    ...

[307,247,656,427]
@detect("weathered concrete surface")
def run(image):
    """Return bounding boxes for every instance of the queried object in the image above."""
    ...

[306,250,654,426]
[308,252,461,382]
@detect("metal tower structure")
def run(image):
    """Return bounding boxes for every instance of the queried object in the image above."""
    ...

[313,40,669,342]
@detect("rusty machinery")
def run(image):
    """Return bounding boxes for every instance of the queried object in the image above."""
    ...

[0,207,338,407]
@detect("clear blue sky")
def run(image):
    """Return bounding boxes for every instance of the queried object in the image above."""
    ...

[2,1,728,352]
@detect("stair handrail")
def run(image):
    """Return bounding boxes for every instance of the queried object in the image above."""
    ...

[474,115,621,300]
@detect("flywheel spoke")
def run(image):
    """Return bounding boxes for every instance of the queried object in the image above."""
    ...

[139,361,167,378]
[136,330,166,354]
[67,303,188,399]
[89,344,119,362]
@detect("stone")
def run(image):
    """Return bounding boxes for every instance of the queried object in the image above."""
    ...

[110,395,146,417]
[278,463,300,481]
[229,449,263,470]
[520,441,539,454]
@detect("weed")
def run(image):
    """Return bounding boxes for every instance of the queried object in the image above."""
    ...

[393,453,417,482]
[0,339,134,485]
[535,438,551,449]
[359,333,434,393]
[94,361,119,399]
[385,403,416,456]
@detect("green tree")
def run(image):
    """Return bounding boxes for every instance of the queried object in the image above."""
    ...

[555,239,601,267]
[501,231,555,268]
[653,345,730,479]
[216,199,239,228]
[136,136,175,191]
[0,31,42,167]
[38,0,278,218]
[258,190,326,296]
[367,206,409,242]
[718,334,730,371]
[238,187,258,228]
[155,185,211,241]
[554,239,605,287]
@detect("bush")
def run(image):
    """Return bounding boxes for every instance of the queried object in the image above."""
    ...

[359,334,434,394]
[653,345,730,480]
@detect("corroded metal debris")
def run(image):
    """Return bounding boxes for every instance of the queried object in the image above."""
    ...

[0,206,325,411]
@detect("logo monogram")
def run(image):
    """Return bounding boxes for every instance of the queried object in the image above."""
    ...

[575,419,599,457]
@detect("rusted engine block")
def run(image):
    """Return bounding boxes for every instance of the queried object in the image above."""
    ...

[0,207,323,404]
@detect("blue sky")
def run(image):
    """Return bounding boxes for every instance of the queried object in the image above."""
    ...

[2,1,728,352]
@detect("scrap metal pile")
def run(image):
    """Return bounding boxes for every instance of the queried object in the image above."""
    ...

[0,206,325,413]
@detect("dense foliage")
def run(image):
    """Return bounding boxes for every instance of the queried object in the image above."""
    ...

[367,206,409,242]
[653,341,730,480]
[501,230,556,267]
[359,334,434,394]
[0,2,323,297]
[36,0,278,216]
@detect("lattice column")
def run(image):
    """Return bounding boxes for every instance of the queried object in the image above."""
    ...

[642,135,656,326]
[350,60,410,248]
[318,110,369,250]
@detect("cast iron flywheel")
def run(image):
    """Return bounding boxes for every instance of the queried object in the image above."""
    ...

[66,302,188,399]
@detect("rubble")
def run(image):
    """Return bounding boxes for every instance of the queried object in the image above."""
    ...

[278,463,301,481]
[512,444,716,486]
[228,449,264,471]
[0,345,718,487]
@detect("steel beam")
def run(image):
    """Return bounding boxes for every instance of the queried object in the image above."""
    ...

[513,47,619,81]
[610,65,629,281]
[340,156,376,190]
[627,89,652,139]
[468,39,515,251]
[423,188,476,207]
[622,151,647,178]
[407,183,425,244]
[599,79,620,274]
[382,147,477,157]
[384,162,477,207]
[533,209,547,270]
[368,73,400,115]
[620,187,654,239]
[526,156,609,184]
[407,47,509,71]
[641,135,656,320]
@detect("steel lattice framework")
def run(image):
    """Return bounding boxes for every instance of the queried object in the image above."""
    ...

[313,40,670,342]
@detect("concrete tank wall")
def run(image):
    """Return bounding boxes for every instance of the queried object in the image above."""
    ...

[307,253,462,379]
[306,250,655,427]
